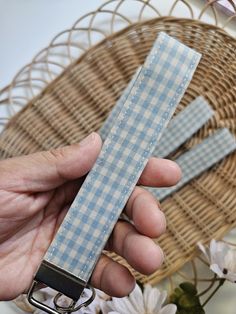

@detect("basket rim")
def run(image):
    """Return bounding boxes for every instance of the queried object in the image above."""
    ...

[3,15,236,133]
[3,16,236,132]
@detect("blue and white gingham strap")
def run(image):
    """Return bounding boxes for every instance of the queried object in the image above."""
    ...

[41,32,201,284]
[99,67,141,141]
[100,86,213,158]
[149,128,236,201]
[154,96,213,158]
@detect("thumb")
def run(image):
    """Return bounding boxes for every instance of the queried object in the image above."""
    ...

[0,132,102,192]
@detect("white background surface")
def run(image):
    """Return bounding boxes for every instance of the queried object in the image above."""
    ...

[0,1,235,313]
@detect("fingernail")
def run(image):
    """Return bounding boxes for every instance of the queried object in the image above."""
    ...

[80,132,96,146]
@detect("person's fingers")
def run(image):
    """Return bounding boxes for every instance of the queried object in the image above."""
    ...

[0,132,102,192]
[34,179,82,219]
[125,187,166,238]
[91,254,135,297]
[138,157,181,187]
[106,220,164,275]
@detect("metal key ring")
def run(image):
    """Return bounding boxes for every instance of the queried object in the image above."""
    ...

[28,280,95,314]
[53,285,96,313]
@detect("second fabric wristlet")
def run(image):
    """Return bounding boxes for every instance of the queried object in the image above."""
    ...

[149,128,236,201]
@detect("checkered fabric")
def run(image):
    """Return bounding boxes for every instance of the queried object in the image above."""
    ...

[99,67,141,141]
[44,32,201,282]
[100,85,213,157]
[149,128,236,201]
[153,96,213,158]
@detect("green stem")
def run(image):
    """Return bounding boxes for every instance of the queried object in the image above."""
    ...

[202,278,226,307]
[197,274,217,298]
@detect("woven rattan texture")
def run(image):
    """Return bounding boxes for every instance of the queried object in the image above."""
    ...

[0,18,236,284]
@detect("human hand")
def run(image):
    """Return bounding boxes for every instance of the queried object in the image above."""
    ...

[0,132,181,300]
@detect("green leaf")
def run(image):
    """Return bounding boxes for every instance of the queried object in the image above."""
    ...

[194,306,205,314]
[180,282,197,295]
[176,310,188,314]
[175,287,185,297]
[169,293,178,304]
[179,294,200,309]
[177,306,205,314]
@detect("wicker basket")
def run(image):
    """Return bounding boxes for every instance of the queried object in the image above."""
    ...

[0,1,236,285]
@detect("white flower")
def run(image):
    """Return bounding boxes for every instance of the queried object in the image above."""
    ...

[101,284,177,314]
[34,287,107,314]
[198,239,236,283]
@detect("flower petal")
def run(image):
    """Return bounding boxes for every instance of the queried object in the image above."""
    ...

[129,284,144,313]
[144,286,161,312]
[143,284,152,307]
[111,296,138,314]
[225,270,236,283]
[210,263,224,277]
[106,298,126,313]
[224,249,236,273]
[100,300,111,314]
[197,242,210,262]
[158,291,167,308]
[159,304,177,314]
[210,240,225,266]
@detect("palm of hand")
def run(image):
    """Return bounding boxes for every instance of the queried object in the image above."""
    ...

[0,185,70,300]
